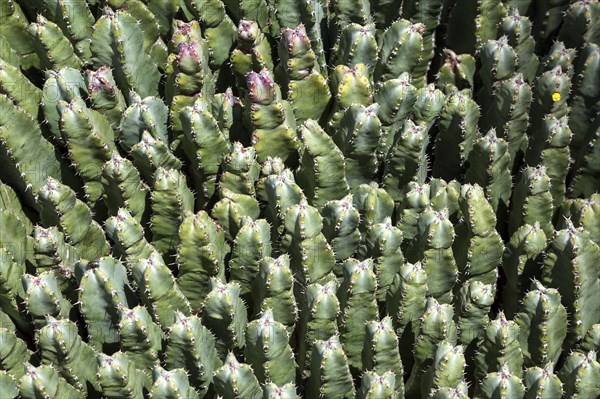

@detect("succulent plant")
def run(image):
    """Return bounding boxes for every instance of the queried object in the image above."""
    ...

[0,2,598,398]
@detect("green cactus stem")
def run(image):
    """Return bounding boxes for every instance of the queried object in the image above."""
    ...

[85,66,127,127]
[18,364,84,399]
[41,67,87,145]
[280,199,335,285]
[0,205,29,267]
[329,63,373,128]
[456,281,495,345]
[446,0,506,54]
[228,218,271,295]
[130,131,182,186]
[213,352,263,399]
[246,69,299,165]
[38,177,109,260]
[412,207,458,303]
[557,0,600,49]
[0,181,33,234]
[149,367,200,399]
[402,0,444,87]
[475,312,524,383]
[436,50,477,91]
[201,279,248,354]
[465,130,512,213]
[499,8,539,82]
[559,194,600,246]
[528,66,570,137]
[104,208,156,263]
[119,94,169,154]
[0,327,32,379]
[569,44,600,154]
[375,74,418,157]
[374,19,425,83]
[433,89,480,181]
[333,104,382,189]
[29,0,94,61]
[412,84,446,128]
[337,258,379,370]
[321,195,361,262]
[508,166,554,238]
[525,116,572,208]
[131,252,192,329]
[0,370,18,399]
[382,119,430,198]
[306,335,356,399]
[362,218,404,302]
[271,0,328,72]
[580,323,600,353]
[59,97,117,206]
[569,117,600,198]
[150,168,194,258]
[362,317,405,396]
[164,311,222,397]
[278,25,331,123]
[0,58,42,119]
[118,306,163,371]
[0,246,29,333]
[262,382,301,399]
[177,210,227,310]
[97,352,151,399]
[386,261,428,355]
[210,190,260,241]
[455,184,504,286]
[166,28,214,146]
[78,257,136,351]
[358,371,397,399]
[214,353,263,399]
[542,223,600,345]
[514,281,568,367]
[558,351,600,399]
[352,182,394,235]
[0,0,40,69]
[186,0,237,69]
[257,168,305,235]
[230,20,273,79]
[219,143,260,196]
[0,95,74,209]
[28,15,82,69]
[501,223,547,318]
[37,317,100,394]
[476,364,525,399]
[244,309,296,385]
[107,0,161,53]
[331,23,378,74]
[296,119,349,208]
[523,363,563,399]
[406,298,458,397]
[91,10,160,99]
[180,96,231,206]
[102,152,149,222]
[22,271,72,330]
[251,255,297,330]
[422,341,467,399]
[298,278,340,374]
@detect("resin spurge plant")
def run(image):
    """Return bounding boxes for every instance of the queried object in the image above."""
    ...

[0,0,599,398]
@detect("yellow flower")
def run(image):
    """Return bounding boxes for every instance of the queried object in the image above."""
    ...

[552,92,561,102]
